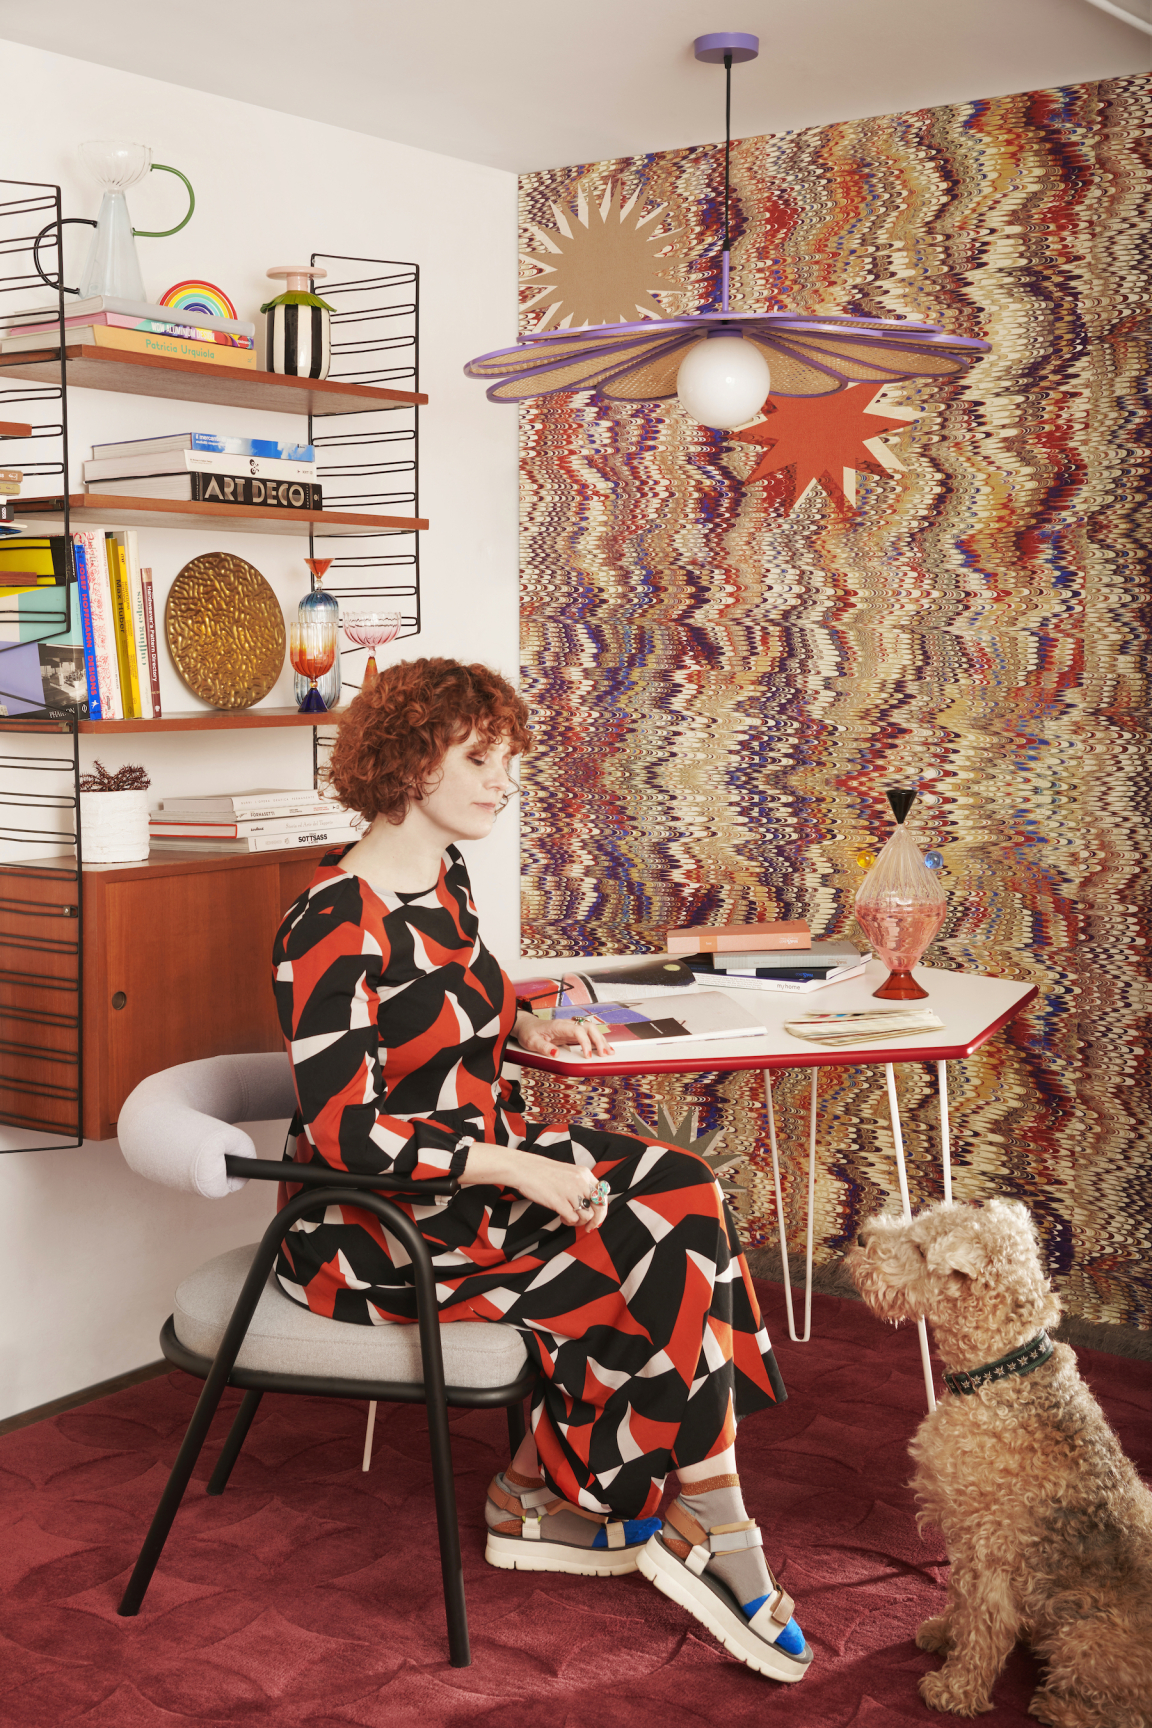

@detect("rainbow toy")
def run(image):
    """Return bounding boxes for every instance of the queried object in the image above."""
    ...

[159,280,238,322]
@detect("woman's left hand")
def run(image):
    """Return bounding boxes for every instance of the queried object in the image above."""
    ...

[514,1010,612,1059]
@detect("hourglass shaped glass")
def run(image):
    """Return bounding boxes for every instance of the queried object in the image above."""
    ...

[854,788,947,999]
[294,558,342,709]
[342,611,402,691]
[290,619,338,713]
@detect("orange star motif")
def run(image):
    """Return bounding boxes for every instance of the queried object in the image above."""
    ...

[730,386,916,512]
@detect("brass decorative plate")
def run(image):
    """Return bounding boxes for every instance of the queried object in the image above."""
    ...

[165,552,285,709]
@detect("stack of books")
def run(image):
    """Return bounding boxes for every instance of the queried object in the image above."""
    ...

[149,788,360,854]
[83,432,321,510]
[668,920,870,993]
[2,295,257,371]
[0,532,158,721]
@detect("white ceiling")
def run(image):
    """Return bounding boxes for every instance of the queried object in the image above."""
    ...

[1,0,1149,173]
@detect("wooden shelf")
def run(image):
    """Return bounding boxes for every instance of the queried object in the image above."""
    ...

[81,843,336,881]
[0,347,426,414]
[14,493,426,538]
[77,706,343,734]
[0,419,32,437]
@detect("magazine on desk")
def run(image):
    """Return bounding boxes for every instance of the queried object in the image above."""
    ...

[511,955,698,1010]
[513,990,768,1051]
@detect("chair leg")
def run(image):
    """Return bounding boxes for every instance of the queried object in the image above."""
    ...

[506,1397,527,1456]
[362,1400,378,1472]
[207,1389,263,1496]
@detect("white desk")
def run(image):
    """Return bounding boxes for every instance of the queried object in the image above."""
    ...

[513,959,1037,1409]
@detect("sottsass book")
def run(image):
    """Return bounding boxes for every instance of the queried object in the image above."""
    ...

[517,990,768,1049]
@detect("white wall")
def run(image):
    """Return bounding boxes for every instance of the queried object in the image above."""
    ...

[0,39,519,1420]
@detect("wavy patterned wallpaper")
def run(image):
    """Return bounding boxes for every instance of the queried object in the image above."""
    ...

[516,76,1152,1326]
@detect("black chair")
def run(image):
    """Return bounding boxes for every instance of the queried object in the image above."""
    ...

[115,1053,537,1667]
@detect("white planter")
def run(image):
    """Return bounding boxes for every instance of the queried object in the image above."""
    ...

[80,788,150,863]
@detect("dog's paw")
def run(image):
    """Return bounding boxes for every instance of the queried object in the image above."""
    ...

[919,1668,994,1716]
[916,1616,955,1654]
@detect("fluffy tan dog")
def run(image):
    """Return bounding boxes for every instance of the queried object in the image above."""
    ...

[847,1197,1152,1726]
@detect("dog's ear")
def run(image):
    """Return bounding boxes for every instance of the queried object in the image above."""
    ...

[925,1229,987,1278]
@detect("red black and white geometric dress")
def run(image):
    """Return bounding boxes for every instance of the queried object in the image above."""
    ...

[272,844,786,1521]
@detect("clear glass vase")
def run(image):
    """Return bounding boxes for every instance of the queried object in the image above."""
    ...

[292,559,341,710]
[77,141,152,301]
[854,789,947,1000]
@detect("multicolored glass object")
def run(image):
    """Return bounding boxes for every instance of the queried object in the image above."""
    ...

[342,611,401,692]
[854,788,947,1000]
[289,619,337,713]
[294,558,341,710]
[925,850,944,871]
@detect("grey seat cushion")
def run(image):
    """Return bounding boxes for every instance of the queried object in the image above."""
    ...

[174,1244,530,1389]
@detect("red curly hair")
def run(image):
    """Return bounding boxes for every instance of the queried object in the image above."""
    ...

[328,657,533,826]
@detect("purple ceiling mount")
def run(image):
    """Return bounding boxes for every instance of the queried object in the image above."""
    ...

[693,32,759,64]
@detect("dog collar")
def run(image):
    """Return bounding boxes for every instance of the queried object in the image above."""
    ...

[942,1330,1054,1397]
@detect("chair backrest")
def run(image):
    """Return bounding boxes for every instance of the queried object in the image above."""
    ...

[118,1052,297,1198]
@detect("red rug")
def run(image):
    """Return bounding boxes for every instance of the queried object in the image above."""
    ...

[2,1285,1149,1728]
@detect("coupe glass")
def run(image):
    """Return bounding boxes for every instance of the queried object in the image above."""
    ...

[289,620,338,713]
[342,611,402,691]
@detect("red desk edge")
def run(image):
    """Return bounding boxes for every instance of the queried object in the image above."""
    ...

[510,983,1039,1079]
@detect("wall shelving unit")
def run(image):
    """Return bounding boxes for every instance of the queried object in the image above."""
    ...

[0,181,425,1148]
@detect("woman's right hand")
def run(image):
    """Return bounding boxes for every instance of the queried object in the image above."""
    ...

[459,1142,608,1230]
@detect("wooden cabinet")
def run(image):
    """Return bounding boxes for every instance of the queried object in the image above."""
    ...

[80,848,324,1141]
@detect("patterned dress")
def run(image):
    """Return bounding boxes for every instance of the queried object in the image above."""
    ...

[272,844,786,1520]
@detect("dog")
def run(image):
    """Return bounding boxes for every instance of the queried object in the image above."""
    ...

[847,1198,1152,1726]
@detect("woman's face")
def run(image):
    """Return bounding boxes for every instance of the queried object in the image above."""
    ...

[415,728,518,844]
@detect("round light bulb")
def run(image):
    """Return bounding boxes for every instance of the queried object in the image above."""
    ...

[676,334,771,430]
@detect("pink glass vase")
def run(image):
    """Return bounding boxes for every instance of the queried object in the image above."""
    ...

[854,789,947,1000]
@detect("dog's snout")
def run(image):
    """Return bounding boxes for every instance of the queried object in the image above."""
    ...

[857,1234,867,1248]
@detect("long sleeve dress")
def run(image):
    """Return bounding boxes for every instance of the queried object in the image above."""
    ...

[272,843,786,1522]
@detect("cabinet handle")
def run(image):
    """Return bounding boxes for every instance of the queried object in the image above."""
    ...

[112,991,127,1010]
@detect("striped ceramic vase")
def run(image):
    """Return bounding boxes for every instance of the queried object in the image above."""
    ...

[266,301,331,379]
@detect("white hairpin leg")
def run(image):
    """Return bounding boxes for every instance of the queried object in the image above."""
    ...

[362,1400,378,1471]
[938,1060,952,1204]
[765,1068,817,1343]
[885,1062,937,1412]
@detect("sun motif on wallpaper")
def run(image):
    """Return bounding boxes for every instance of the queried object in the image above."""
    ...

[520,179,681,331]
[728,386,920,512]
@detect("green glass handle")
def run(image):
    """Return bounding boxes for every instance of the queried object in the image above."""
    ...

[133,164,195,238]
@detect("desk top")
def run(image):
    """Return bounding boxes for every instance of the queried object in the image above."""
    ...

[510,959,1037,1078]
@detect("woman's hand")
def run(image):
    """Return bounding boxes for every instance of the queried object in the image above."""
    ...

[459,1141,610,1231]
[513,1009,613,1059]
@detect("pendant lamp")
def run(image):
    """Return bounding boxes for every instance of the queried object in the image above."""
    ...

[465,33,989,425]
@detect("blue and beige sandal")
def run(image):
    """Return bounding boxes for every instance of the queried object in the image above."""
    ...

[636,1485,813,1682]
[484,1468,662,1577]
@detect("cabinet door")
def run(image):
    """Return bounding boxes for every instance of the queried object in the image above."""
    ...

[102,862,288,1125]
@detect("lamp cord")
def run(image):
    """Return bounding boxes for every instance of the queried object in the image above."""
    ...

[722,51,732,311]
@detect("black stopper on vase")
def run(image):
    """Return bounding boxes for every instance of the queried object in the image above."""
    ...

[886,786,917,825]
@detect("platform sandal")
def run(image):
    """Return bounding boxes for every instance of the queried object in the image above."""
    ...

[484,1468,662,1576]
[636,1485,813,1683]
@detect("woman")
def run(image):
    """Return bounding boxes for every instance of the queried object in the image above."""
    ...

[272,657,811,1685]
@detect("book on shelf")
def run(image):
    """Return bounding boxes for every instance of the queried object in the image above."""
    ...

[91,433,314,462]
[156,788,342,817]
[0,326,257,370]
[84,449,317,484]
[106,533,143,719]
[73,529,122,719]
[86,473,323,510]
[0,546,93,719]
[513,990,768,1050]
[0,533,68,595]
[666,919,811,955]
[715,963,868,994]
[784,1009,944,1046]
[11,294,255,337]
[692,938,866,973]
[149,805,345,839]
[7,313,253,349]
[512,955,699,1011]
[0,469,22,498]
[139,566,161,718]
[149,824,359,854]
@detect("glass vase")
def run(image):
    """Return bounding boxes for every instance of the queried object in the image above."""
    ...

[854,789,947,1000]
[293,559,341,710]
